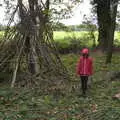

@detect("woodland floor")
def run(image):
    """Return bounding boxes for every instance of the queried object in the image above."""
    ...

[0,52,120,120]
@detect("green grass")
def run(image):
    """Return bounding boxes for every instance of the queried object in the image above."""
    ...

[0,31,4,39]
[0,30,120,42]
[0,53,120,119]
[54,31,89,41]
[54,31,120,42]
[115,31,120,40]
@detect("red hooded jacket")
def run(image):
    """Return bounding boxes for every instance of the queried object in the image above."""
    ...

[76,56,93,76]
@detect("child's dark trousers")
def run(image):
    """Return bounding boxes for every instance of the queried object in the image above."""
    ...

[80,76,88,95]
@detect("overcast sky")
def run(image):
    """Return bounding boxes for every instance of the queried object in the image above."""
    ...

[0,0,92,25]
[61,0,92,25]
[0,0,5,25]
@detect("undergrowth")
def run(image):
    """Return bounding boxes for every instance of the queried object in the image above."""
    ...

[0,53,120,119]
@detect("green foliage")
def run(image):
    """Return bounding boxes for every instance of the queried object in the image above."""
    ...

[53,24,97,31]
[0,31,4,39]
[114,32,120,47]
[54,31,98,53]
[53,22,68,31]
[87,107,120,120]
[54,31,120,53]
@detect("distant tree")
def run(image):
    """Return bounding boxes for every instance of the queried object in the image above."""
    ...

[0,24,6,31]
[82,14,97,48]
[53,22,68,31]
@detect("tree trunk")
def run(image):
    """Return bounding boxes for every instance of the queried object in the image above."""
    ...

[96,0,118,60]
[106,0,118,63]
[96,0,110,52]
[25,36,39,74]
[27,0,39,74]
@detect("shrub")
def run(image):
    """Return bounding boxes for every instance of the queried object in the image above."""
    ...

[114,39,120,47]
[54,33,92,54]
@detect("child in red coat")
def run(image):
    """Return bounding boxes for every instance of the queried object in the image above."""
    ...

[76,48,93,95]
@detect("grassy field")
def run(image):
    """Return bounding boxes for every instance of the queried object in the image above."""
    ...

[54,31,97,40]
[1,31,120,40]
[0,31,120,46]
[54,31,120,42]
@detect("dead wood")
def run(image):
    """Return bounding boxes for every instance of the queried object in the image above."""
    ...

[0,0,70,91]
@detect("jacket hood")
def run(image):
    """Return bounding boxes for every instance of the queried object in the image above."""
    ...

[81,48,89,54]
